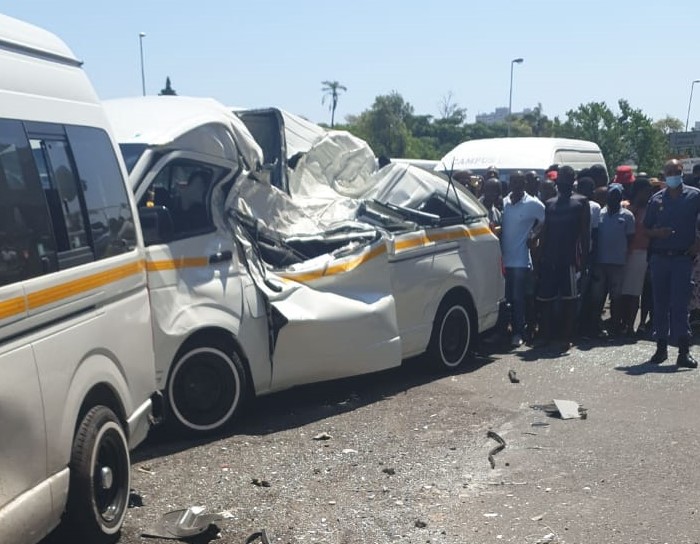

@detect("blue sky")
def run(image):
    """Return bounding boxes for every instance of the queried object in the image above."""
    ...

[4,1,700,127]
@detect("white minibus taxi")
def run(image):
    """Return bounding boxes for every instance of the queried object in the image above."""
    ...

[436,137,607,180]
[0,14,158,544]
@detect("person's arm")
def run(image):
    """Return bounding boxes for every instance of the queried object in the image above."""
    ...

[626,211,635,248]
[643,197,673,239]
[578,199,591,270]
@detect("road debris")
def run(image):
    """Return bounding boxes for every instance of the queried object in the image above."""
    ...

[244,529,271,544]
[414,520,427,528]
[142,506,223,540]
[128,490,143,508]
[251,478,271,487]
[382,467,396,475]
[508,369,520,383]
[137,465,156,475]
[312,432,332,441]
[487,430,506,469]
[531,513,544,521]
[553,399,584,420]
[535,532,556,543]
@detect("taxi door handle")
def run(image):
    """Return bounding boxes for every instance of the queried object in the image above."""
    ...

[209,250,233,264]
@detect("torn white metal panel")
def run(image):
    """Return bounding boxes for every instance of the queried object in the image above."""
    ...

[269,287,401,390]
[229,222,402,390]
[104,97,263,174]
[288,131,377,199]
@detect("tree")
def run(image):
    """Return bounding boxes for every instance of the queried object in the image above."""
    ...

[158,77,177,96]
[653,115,684,135]
[521,103,553,137]
[321,80,347,128]
[350,92,415,157]
[559,99,668,173]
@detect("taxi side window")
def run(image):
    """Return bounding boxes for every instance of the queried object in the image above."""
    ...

[66,126,136,259]
[30,135,93,269]
[140,160,219,239]
[0,120,57,287]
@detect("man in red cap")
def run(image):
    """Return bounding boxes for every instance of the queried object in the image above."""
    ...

[614,165,635,200]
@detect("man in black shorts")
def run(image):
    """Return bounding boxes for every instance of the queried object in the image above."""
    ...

[535,165,590,350]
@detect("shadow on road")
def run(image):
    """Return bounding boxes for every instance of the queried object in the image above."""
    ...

[133,351,496,463]
[615,361,692,375]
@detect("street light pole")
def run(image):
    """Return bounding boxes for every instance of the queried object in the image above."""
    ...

[685,79,700,132]
[139,32,146,96]
[508,58,524,137]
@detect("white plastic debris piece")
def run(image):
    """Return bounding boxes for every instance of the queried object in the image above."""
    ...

[342,448,358,454]
[531,514,544,521]
[553,399,581,419]
[142,506,223,539]
[483,512,499,517]
[313,432,332,441]
[536,533,556,543]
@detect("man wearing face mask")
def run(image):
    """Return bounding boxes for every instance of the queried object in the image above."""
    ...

[643,159,700,368]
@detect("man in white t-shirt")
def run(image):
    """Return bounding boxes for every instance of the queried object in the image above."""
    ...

[501,171,546,347]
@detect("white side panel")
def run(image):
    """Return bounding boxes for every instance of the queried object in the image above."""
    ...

[32,286,154,476]
[0,469,55,544]
[0,344,47,517]
[144,232,248,389]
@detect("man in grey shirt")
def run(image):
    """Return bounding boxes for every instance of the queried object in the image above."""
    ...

[591,183,635,336]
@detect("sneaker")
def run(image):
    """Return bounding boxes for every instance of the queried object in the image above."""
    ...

[511,334,523,348]
[677,352,698,369]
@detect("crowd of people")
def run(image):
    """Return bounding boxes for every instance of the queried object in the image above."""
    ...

[455,160,700,368]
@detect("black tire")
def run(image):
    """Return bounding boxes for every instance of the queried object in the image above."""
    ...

[427,297,474,371]
[167,344,247,434]
[66,405,130,544]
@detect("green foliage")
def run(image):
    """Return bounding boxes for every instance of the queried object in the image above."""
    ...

[559,99,669,172]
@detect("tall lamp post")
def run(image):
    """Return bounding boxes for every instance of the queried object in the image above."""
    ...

[507,57,524,137]
[685,79,700,132]
[139,32,146,96]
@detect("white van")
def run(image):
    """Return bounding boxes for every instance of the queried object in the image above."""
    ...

[105,97,402,436]
[436,137,607,180]
[0,15,158,544]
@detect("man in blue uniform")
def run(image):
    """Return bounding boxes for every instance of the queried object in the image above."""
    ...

[643,159,700,368]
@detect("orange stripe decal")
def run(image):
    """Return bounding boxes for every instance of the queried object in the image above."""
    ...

[394,226,492,252]
[0,296,27,320]
[279,243,387,283]
[26,261,145,310]
[146,257,209,272]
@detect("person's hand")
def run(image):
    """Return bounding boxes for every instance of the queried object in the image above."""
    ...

[654,227,674,239]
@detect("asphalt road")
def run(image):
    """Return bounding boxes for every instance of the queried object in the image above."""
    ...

[45,336,700,544]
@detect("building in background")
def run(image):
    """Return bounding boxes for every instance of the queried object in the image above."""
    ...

[476,106,533,125]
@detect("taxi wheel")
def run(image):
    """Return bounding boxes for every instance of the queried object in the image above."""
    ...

[66,406,130,544]
[428,297,473,371]
[168,344,246,435]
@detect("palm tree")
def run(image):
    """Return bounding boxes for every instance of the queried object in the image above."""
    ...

[321,80,347,128]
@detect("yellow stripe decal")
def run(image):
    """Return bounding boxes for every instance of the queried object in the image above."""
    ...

[146,257,209,272]
[0,296,27,320]
[394,226,492,253]
[279,243,387,283]
[26,261,145,311]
